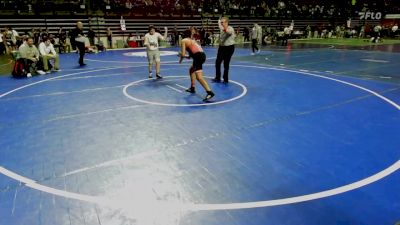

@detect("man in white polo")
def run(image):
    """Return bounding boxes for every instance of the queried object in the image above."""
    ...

[39,37,60,73]
[144,25,167,79]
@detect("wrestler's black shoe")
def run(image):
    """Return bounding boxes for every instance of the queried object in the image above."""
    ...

[186,87,195,93]
[203,91,215,101]
[156,74,163,79]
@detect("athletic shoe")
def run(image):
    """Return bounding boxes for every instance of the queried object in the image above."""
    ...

[251,52,255,55]
[186,87,195,93]
[37,70,46,75]
[211,78,221,83]
[203,91,215,101]
[26,73,32,78]
[156,74,163,79]
[149,72,153,78]
[223,80,229,84]
[257,49,261,53]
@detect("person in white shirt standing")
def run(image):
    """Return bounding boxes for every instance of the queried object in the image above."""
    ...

[392,24,398,38]
[251,23,262,55]
[144,25,167,79]
[282,26,291,46]
[39,37,60,73]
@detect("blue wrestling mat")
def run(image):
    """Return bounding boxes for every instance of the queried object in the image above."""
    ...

[0,44,399,225]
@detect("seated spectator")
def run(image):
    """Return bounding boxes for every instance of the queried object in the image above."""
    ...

[39,37,60,73]
[371,25,382,43]
[88,28,96,46]
[4,27,16,52]
[127,33,135,42]
[127,33,136,47]
[58,27,68,53]
[96,37,106,52]
[19,37,46,77]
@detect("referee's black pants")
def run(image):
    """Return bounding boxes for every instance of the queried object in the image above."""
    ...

[215,45,235,82]
[76,41,86,65]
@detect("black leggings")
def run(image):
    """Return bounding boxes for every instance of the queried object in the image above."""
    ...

[252,39,258,52]
[215,45,235,81]
[282,35,289,46]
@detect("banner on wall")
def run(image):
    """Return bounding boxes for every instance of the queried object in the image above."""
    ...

[120,16,126,31]
[385,14,400,19]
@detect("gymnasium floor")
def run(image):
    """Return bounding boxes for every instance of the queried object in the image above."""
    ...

[0,42,399,225]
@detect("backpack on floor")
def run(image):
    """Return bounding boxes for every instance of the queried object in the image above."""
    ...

[12,58,27,78]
